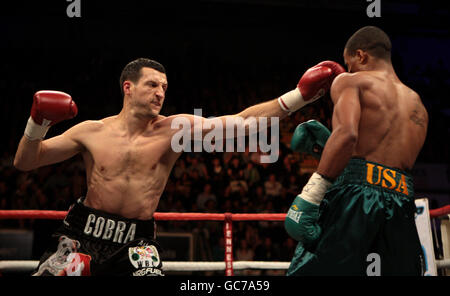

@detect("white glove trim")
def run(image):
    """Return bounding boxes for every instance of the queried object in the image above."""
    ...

[278,88,305,112]
[24,116,50,141]
[300,172,332,205]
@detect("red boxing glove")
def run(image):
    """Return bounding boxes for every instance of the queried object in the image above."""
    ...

[315,60,346,79]
[24,91,78,140]
[278,60,346,113]
[297,65,333,102]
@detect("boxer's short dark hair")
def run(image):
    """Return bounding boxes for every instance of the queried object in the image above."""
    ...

[119,58,166,96]
[345,26,392,60]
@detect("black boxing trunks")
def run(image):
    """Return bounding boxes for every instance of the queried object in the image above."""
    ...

[32,197,163,276]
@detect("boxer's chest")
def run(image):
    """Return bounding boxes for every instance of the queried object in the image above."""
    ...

[85,130,174,177]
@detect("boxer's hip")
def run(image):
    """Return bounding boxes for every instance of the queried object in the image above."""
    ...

[329,157,414,198]
[62,197,156,244]
[33,197,163,276]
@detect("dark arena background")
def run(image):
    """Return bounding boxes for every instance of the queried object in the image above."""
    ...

[0,0,449,287]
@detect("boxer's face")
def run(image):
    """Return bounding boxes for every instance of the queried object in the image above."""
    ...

[127,67,168,118]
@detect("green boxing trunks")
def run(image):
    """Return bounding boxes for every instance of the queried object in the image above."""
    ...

[287,158,425,276]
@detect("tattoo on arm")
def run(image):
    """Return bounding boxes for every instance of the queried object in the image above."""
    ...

[410,104,425,127]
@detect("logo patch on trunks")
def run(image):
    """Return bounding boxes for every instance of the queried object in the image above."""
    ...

[83,213,136,244]
[365,163,409,195]
[128,245,160,269]
[33,236,91,276]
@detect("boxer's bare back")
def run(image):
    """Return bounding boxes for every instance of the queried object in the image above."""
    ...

[317,48,428,178]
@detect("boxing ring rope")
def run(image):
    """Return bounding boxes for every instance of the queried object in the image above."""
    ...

[0,206,450,275]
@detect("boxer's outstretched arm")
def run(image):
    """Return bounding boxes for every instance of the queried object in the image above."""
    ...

[317,73,361,180]
[218,61,345,133]
[179,61,344,137]
[166,98,286,140]
[213,98,288,133]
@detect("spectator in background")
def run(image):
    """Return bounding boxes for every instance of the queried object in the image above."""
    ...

[188,156,209,179]
[264,173,283,198]
[243,161,261,189]
[235,238,255,275]
[176,172,192,196]
[225,168,248,197]
[173,158,188,180]
[196,183,217,212]
[210,157,225,179]
[282,154,299,178]
[257,161,271,182]
[189,169,206,200]
[228,157,242,176]
[254,236,281,275]
[284,174,300,199]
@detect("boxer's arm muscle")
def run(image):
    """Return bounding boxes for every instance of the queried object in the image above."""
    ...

[234,98,289,123]
[168,99,288,138]
[14,123,86,171]
[213,98,289,135]
[317,74,361,179]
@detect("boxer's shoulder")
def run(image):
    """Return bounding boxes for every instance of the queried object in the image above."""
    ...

[64,119,107,139]
[331,71,382,98]
[80,119,107,132]
[332,71,372,87]
[330,72,360,103]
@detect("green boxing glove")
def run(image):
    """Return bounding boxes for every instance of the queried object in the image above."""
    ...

[291,119,331,159]
[285,172,332,244]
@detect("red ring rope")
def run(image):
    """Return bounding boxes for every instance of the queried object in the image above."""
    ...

[0,210,287,221]
[0,206,448,220]
[0,206,449,276]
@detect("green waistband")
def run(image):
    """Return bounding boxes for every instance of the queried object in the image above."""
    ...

[334,158,414,197]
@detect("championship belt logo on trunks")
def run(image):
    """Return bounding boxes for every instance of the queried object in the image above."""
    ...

[365,163,410,196]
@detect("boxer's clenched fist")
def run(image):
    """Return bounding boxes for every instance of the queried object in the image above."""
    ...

[278,60,346,113]
[24,91,78,140]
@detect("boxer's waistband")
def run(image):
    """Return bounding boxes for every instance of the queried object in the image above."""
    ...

[62,197,155,245]
[334,158,414,197]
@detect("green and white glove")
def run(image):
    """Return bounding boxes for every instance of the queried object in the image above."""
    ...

[285,172,332,244]
[291,119,330,159]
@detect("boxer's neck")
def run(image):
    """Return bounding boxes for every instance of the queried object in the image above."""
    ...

[117,106,158,138]
[365,58,396,75]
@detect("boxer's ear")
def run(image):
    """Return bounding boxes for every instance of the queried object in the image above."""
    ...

[123,81,132,96]
[355,49,369,65]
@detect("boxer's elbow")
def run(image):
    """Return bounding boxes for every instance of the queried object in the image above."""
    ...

[334,127,358,150]
[13,155,36,171]
[13,160,31,171]
[343,129,358,144]
[341,130,358,150]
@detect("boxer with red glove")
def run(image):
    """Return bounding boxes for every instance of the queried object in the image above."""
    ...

[12,58,348,276]
[24,91,78,140]
[278,61,345,113]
